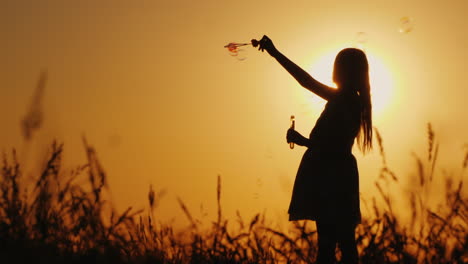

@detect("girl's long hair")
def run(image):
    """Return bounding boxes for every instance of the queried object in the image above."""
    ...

[333,48,373,153]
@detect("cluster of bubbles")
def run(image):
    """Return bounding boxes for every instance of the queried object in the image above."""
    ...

[353,16,414,49]
[224,40,259,62]
[224,42,248,61]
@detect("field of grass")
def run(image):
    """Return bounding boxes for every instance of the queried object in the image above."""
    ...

[1,126,467,263]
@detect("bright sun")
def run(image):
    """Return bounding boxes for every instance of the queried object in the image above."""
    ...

[305,49,394,119]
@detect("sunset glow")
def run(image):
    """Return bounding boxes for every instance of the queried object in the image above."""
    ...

[307,49,394,119]
[1,0,467,262]
[1,0,467,238]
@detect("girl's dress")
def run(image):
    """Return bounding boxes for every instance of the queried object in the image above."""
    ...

[288,91,361,225]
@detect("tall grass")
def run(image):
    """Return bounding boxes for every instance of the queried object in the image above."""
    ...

[1,126,466,263]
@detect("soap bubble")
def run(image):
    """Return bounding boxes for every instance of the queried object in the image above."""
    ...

[224,42,249,61]
[399,16,414,33]
[354,32,368,49]
[253,192,259,199]
[235,48,247,61]
[355,32,367,43]
[264,146,273,159]
[256,177,263,187]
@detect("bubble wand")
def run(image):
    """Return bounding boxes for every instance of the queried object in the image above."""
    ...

[289,115,295,149]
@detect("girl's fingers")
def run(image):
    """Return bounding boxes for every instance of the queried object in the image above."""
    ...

[255,35,271,53]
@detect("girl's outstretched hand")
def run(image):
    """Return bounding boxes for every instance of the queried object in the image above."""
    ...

[252,35,278,57]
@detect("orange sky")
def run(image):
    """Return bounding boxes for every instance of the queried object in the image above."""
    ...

[2,0,467,225]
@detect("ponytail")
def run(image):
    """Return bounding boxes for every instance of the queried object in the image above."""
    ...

[333,48,373,153]
[357,81,372,153]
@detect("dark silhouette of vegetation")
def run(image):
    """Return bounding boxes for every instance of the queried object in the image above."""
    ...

[1,126,467,263]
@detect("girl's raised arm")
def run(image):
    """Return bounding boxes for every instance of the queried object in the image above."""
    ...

[257,35,337,101]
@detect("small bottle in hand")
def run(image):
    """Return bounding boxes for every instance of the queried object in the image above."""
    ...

[290,115,295,149]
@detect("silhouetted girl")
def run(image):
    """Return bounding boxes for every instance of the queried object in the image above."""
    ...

[257,35,372,264]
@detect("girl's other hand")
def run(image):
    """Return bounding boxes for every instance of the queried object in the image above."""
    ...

[286,128,302,145]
